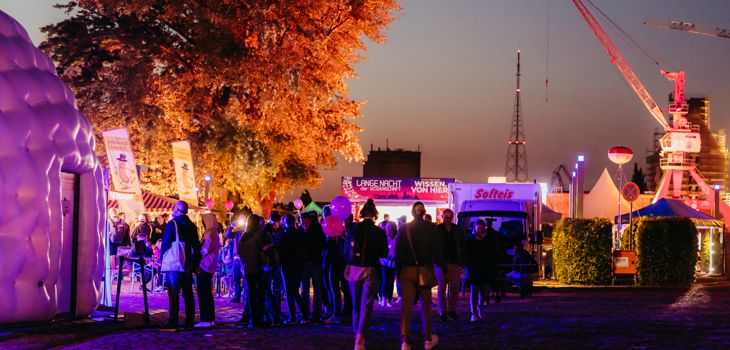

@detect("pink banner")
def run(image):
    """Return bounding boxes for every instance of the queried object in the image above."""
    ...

[342,177,455,202]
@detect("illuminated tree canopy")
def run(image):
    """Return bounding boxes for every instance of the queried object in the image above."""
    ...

[41,0,400,214]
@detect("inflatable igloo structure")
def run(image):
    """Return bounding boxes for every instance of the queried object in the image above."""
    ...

[0,10,105,324]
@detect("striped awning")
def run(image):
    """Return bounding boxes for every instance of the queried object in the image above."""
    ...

[108,190,199,211]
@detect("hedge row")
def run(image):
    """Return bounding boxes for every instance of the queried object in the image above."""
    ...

[553,218,613,285]
[622,217,697,286]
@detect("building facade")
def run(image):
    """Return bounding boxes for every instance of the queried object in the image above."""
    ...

[362,145,421,178]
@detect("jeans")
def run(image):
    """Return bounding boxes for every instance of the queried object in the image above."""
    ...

[264,267,284,322]
[166,271,195,326]
[470,284,488,317]
[197,271,215,322]
[324,262,345,317]
[435,263,462,315]
[282,264,307,320]
[232,258,243,299]
[350,270,380,336]
[380,266,396,301]
[301,262,324,319]
[244,273,266,326]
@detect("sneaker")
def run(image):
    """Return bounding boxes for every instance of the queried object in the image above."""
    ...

[323,316,341,325]
[161,322,178,330]
[193,322,213,328]
[385,300,392,308]
[470,314,480,322]
[378,298,385,307]
[424,334,439,350]
[448,311,457,321]
[400,342,411,350]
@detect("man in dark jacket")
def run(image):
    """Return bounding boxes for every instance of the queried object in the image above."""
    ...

[109,212,130,256]
[277,214,308,323]
[300,211,326,323]
[345,199,388,350]
[435,209,466,321]
[262,212,284,325]
[161,201,201,328]
[396,202,444,350]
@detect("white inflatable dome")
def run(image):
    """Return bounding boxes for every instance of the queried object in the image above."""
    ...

[0,10,105,324]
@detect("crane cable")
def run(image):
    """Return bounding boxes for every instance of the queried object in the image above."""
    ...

[545,0,550,103]
[584,0,675,72]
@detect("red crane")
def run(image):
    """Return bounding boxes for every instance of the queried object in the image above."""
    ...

[571,0,714,207]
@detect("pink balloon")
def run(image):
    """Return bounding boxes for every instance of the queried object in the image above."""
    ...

[330,195,352,220]
[224,199,234,211]
[323,215,345,238]
[205,198,214,210]
[293,198,304,210]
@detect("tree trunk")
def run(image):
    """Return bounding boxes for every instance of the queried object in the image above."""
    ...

[257,191,276,219]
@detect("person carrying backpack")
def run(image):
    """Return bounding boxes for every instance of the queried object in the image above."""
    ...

[344,199,388,350]
[160,201,201,329]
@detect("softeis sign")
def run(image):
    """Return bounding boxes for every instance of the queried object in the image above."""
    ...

[474,188,515,200]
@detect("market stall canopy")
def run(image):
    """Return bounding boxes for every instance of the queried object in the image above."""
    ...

[617,198,722,227]
[109,190,201,212]
[542,204,562,224]
[304,201,323,215]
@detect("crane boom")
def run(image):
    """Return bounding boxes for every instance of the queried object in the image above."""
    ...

[572,0,670,131]
[645,18,730,40]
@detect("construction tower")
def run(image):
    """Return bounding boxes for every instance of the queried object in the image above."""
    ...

[505,49,528,182]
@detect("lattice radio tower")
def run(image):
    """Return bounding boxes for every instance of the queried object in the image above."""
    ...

[505,49,528,182]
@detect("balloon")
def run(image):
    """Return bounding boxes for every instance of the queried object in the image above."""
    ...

[205,198,214,210]
[293,198,304,210]
[224,199,234,211]
[330,196,352,220]
[322,215,345,238]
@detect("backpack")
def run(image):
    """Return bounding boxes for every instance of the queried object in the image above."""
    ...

[161,220,186,272]
[348,225,367,266]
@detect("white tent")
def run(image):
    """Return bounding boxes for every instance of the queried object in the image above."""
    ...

[583,168,632,219]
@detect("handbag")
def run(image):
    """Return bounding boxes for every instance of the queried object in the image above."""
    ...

[161,221,186,272]
[345,264,373,282]
[405,224,437,289]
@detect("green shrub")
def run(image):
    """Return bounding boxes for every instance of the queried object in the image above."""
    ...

[624,217,697,286]
[553,218,613,285]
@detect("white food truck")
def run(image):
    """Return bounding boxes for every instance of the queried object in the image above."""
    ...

[448,182,543,251]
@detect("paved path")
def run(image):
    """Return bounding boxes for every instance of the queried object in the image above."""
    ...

[2,281,730,349]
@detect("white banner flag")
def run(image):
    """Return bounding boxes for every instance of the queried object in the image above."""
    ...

[172,141,198,205]
[102,128,145,216]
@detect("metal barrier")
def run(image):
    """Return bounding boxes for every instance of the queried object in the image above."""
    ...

[114,256,150,326]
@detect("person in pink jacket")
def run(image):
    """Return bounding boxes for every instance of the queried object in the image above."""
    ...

[196,213,222,328]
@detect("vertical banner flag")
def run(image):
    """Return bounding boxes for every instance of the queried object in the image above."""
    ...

[102,128,145,216]
[172,141,198,205]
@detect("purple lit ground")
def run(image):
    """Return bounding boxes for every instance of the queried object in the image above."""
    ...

[2,279,730,349]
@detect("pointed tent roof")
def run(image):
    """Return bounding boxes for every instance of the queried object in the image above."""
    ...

[584,168,631,218]
[618,198,721,227]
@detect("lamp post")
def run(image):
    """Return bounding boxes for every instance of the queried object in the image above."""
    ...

[608,146,633,249]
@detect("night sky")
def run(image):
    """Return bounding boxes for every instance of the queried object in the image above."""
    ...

[3,0,729,202]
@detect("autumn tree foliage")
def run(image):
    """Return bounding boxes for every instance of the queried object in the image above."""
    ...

[41,0,400,214]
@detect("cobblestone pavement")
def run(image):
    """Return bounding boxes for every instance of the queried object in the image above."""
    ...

[2,281,730,350]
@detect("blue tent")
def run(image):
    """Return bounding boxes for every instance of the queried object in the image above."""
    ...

[617,198,721,227]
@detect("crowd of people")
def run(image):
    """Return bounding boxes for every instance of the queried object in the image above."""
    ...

[110,199,536,350]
